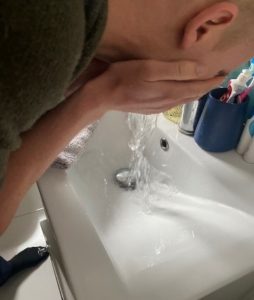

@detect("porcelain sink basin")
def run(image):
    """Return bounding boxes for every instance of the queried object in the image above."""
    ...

[38,112,254,300]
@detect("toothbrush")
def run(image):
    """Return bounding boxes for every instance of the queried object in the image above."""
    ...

[220,58,254,103]
[226,70,253,103]
[238,58,254,103]
[220,74,248,103]
[220,85,232,103]
[238,77,254,103]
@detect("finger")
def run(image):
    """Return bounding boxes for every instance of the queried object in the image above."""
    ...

[145,76,224,101]
[144,97,197,112]
[137,98,194,115]
[126,96,196,114]
[171,76,224,99]
[143,60,208,82]
[139,76,223,104]
[159,97,197,109]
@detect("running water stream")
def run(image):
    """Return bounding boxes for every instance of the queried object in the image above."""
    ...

[127,113,179,211]
[127,113,157,190]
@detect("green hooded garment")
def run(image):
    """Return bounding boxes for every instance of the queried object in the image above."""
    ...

[0,0,107,184]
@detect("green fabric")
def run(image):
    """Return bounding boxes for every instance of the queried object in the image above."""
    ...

[0,0,107,184]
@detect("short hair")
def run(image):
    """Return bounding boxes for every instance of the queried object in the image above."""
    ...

[217,0,254,49]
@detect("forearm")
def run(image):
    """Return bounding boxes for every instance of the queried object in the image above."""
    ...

[0,87,105,234]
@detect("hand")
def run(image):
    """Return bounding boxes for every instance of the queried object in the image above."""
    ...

[65,59,109,98]
[83,59,224,115]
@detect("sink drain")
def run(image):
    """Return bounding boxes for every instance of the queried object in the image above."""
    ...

[160,138,169,151]
[114,168,136,190]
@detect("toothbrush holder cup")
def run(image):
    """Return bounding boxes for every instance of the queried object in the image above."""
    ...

[194,88,249,152]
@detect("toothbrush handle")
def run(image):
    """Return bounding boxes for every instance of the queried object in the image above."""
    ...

[239,88,251,103]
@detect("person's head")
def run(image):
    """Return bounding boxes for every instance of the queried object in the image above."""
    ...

[98,0,254,78]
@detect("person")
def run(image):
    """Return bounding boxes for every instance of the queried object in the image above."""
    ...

[0,0,251,234]
[100,0,254,76]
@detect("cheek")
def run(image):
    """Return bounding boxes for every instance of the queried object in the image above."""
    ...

[201,50,250,78]
[197,54,226,78]
[212,47,254,74]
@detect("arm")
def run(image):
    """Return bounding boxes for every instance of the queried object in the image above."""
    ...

[0,59,223,234]
[0,86,105,234]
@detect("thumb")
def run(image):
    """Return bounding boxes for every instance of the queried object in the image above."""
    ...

[145,60,207,82]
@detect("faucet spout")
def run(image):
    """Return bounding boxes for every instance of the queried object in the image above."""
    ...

[179,101,199,136]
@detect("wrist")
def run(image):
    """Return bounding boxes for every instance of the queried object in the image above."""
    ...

[72,84,108,123]
[79,81,110,118]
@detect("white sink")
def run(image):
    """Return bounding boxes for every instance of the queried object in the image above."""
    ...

[38,112,254,300]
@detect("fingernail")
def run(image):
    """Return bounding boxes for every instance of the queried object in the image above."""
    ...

[196,65,207,76]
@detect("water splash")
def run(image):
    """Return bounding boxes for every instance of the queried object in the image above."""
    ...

[127,113,157,210]
[127,113,158,186]
[127,113,179,212]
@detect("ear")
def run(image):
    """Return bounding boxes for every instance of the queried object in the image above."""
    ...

[182,2,239,49]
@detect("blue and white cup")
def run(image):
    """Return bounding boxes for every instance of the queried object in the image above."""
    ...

[194,88,249,152]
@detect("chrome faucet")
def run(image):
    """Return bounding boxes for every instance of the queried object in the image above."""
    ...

[179,101,199,136]
[179,92,209,136]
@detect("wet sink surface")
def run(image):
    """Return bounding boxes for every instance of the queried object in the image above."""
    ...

[39,112,254,300]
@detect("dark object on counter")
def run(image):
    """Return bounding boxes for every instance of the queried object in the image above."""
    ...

[0,247,49,286]
[194,88,249,152]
